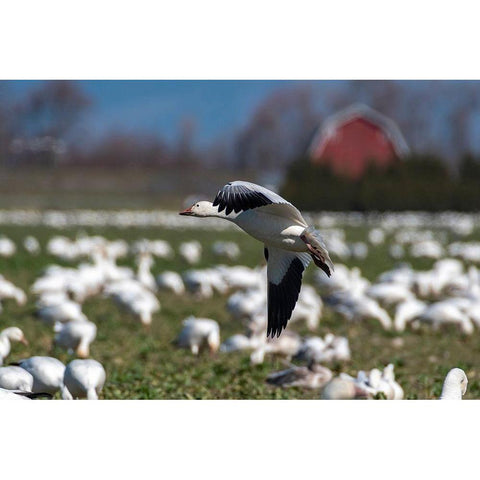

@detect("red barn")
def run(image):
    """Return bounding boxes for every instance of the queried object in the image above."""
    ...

[308,104,409,179]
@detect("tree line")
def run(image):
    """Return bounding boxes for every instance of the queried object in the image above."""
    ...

[280,153,480,212]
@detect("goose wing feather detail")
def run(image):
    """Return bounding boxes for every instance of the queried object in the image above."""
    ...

[265,246,311,338]
[213,181,306,224]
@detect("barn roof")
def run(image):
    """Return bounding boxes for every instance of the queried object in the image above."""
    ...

[308,103,410,158]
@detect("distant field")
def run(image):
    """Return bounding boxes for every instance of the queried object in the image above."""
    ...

[0,166,264,209]
[1,222,480,399]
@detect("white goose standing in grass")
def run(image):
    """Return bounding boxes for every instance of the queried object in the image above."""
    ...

[136,252,157,292]
[16,356,66,395]
[176,317,220,355]
[62,359,106,400]
[0,366,34,391]
[0,327,28,365]
[180,181,334,338]
[0,275,27,306]
[54,319,97,358]
[440,368,468,400]
[156,271,185,295]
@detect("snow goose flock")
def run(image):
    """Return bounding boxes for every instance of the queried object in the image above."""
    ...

[0,205,479,399]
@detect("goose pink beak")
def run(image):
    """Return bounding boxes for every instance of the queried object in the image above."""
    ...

[179,206,194,216]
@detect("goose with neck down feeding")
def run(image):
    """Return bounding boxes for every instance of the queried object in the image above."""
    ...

[180,181,334,337]
[0,366,34,391]
[16,356,66,395]
[62,359,106,400]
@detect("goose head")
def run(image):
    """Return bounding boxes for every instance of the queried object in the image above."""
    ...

[179,201,215,217]
[1,327,28,346]
[440,368,468,400]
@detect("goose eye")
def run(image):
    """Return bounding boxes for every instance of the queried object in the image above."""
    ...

[196,204,199,207]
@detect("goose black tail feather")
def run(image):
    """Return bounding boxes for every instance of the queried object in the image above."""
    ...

[311,255,332,277]
[14,391,53,399]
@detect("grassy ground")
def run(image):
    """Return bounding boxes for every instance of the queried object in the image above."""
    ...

[1,223,480,399]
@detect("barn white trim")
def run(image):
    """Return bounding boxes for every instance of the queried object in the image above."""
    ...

[307,103,410,159]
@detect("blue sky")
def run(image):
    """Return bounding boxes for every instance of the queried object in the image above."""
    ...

[6,80,480,158]
[6,80,336,147]
[5,80,355,151]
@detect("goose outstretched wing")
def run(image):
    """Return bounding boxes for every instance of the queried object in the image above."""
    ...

[265,246,311,338]
[212,181,307,226]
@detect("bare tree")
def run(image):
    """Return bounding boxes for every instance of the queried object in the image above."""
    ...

[173,116,199,165]
[17,80,91,140]
[233,85,321,170]
[0,83,12,166]
[72,132,170,167]
[345,80,480,165]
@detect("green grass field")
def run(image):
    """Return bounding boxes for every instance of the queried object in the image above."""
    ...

[1,223,480,399]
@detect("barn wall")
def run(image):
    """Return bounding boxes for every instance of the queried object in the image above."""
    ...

[311,117,399,179]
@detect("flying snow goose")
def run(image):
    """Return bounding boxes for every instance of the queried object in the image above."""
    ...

[0,327,28,365]
[440,368,468,400]
[17,356,66,395]
[62,359,106,400]
[180,181,334,337]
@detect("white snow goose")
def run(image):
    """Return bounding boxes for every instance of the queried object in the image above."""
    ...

[0,366,34,391]
[440,368,468,400]
[266,363,333,390]
[0,388,52,400]
[180,181,334,337]
[61,359,106,400]
[16,356,66,395]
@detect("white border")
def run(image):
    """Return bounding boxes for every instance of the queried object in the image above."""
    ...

[1,400,478,479]
[1,2,479,478]
[1,1,480,79]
